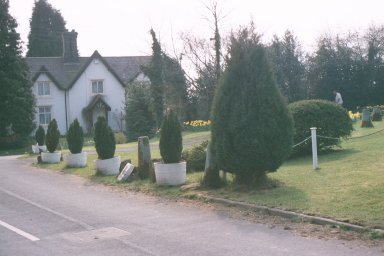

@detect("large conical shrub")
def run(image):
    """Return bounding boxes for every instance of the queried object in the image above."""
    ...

[66,118,84,154]
[94,117,115,160]
[46,119,60,153]
[35,125,45,146]
[210,27,293,185]
[159,109,182,163]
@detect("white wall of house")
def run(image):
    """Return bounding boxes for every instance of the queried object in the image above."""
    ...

[33,74,66,134]
[67,57,126,133]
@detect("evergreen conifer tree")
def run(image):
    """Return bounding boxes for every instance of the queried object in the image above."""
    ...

[125,83,156,142]
[27,0,67,57]
[0,0,35,148]
[210,26,294,186]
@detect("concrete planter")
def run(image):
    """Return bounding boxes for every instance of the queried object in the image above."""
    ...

[32,145,47,154]
[154,162,186,186]
[94,156,121,176]
[65,152,87,167]
[41,151,61,164]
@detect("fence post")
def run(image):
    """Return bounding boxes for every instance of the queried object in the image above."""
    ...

[310,127,318,170]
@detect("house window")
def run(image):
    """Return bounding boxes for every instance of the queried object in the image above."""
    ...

[92,80,104,94]
[37,81,50,96]
[38,106,51,125]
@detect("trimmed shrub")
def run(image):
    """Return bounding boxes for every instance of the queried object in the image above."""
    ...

[46,119,60,153]
[114,132,126,144]
[66,119,84,154]
[182,141,209,172]
[35,125,45,146]
[288,100,353,155]
[159,109,182,163]
[211,29,294,185]
[94,117,116,160]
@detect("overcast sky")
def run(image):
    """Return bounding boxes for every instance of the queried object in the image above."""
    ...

[9,0,384,57]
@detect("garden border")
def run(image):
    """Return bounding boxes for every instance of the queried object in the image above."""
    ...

[199,195,384,234]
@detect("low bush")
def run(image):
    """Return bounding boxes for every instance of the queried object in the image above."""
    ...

[288,100,353,156]
[182,141,208,172]
[114,132,126,144]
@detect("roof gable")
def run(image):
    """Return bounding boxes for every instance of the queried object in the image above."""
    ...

[26,52,151,91]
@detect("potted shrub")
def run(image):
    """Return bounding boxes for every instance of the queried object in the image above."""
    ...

[32,125,46,153]
[64,119,87,167]
[94,117,120,175]
[154,109,186,186]
[41,119,61,163]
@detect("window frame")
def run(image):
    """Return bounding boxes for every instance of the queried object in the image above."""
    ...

[38,106,51,126]
[91,80,104,94]
[37,81,51,96]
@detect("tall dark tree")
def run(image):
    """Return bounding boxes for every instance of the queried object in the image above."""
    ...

[27,0,67,57]
[125,82,156,142]
[207,25,293,186]
[142,29,189,125]
[142,29,164,128]
[162,54,189,119]
[0,0,35,148]
[268,30,306,102]
[307,34,364,109]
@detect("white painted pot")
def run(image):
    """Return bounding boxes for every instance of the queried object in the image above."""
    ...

[94,156,121,176]
[65,152,87,167]
[32,145,47,154]
[154,162,186,186]
[41,151,61,164]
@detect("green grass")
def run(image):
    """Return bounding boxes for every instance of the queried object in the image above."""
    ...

[30,124,384,229]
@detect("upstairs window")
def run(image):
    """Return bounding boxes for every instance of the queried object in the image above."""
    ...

[38,106,51,125]
[37,81,50,96]
[92,80,104,94]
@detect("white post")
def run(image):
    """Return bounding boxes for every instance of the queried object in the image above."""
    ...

[310,127,318,170]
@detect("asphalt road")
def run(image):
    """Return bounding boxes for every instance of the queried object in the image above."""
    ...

[0,155,382,256]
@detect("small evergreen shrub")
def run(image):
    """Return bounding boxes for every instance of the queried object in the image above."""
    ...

[288,100,353,155]
[66,119,84,154]
[182,141,208,172]
[94,117,116,160]
[159,109,182,163]
[114,132,126,144]
[46,119,60,153]
[35,125,45,146]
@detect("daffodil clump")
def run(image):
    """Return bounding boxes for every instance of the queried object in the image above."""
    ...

[183,120,211,132]
[348,111,361,121]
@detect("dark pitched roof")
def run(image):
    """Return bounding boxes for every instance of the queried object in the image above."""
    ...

[26,50,151,90]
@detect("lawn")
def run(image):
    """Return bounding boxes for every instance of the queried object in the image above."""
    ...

[31,123,384,229]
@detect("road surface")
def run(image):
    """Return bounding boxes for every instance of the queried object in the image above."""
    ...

[0,155,382,256]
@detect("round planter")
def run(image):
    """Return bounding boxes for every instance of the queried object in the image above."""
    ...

[94,156,121,176]
[65,152,87,167]
[32,145,47,154]
[154,162,186,186]
[41,151,61,164]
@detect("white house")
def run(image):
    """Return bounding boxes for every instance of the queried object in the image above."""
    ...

[26,30,151,134]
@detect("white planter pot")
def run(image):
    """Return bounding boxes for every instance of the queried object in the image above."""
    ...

[154,162,186,186]
[41,151,61,164]
[32,145,47,154]
[94,156,121,176]
[65,152,87,167]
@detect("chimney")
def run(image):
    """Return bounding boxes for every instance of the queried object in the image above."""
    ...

[62,29,79,63]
